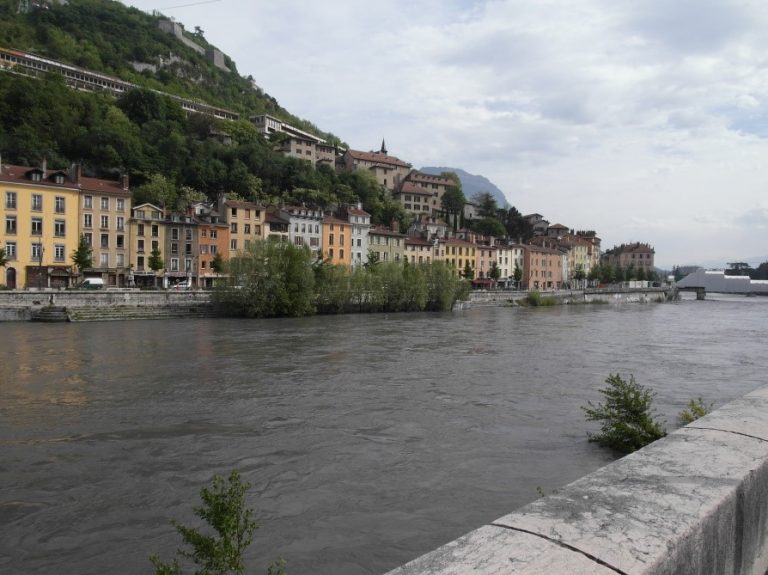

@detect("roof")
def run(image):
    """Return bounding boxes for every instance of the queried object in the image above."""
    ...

[224,200,264,210]
[406,171,455,186]
[0,164,129,195]
[346,206,370,217]
[405,237,433,247]
[548,223,568,230]
[322,215,349,225]
[445,238,477,247]
[346,149,411,168]
[397,181,434,196]
[369,225,406,238]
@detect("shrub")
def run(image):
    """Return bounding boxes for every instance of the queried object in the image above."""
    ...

[521,290,558,307]
[582,373,666,453]
[150,470,285,575]
[678,398,713,425]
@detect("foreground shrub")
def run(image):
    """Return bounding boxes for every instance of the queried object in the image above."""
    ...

[582,373,666,453]
[678,398,713,425]
[522,290,558,307]
[150,470,285,575]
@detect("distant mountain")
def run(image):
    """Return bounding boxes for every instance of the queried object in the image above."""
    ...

[420,167,508,207]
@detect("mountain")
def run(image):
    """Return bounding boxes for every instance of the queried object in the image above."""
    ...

[420,167,508,207]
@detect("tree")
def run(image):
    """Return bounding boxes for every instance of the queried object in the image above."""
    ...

[0,245,7,269]
[489,261,501,282]
[440,173,465,231]
[150,470,285,575]
[472,191,498,218]
[513,263,523,288]
[470,217,506,238]
[582,374,666,453]
[149,247,164,287]
[573,265,586,286]
[678,398,713,426]
[71,234,93,277]
[726,262,753,276]
[210,252,223,274]
[462,261,474,280]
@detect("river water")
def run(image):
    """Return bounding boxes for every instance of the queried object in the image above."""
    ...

[1,296,767,574]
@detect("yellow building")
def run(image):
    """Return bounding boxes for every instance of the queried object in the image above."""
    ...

[444,238,477,278]
[1,164,82,288]
[219,199,264,257]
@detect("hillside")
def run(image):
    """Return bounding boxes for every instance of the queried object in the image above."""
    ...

[0,0,339,143]
[420,166,508,208]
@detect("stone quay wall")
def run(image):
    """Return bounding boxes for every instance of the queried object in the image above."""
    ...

[470,287,672,306]
[386,385,768,575]
[0,290,212,321]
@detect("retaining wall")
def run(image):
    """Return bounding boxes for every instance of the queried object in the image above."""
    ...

[470,287,671,306]
[386,386,768,574]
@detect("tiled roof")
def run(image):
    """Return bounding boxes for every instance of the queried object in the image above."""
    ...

[369,225,406,237]
[0,164,128,194]
[225,200,264,210]
[405,237,433,247]
[397,181,434,195]
[347,207,370,216]
[347,149,411,168]
[322,215,349,225]
[407,171,455,186]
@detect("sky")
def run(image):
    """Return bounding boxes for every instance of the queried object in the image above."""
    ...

[122,0,768,269]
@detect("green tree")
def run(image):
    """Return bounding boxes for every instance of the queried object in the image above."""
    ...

[424,261,469,311]
[470,217,506,238]
[440,173,465,231]
[513,263,523,289]
[70,234,93,278]
[0,245,7,270]
[134,173,178,209]
[149,471,285,575]
[472,191,498,218]
[573,265,586,286]
[582,374,666,453]
[462,261,474,280]
[489,261,501,282]
[149,247,164,287]
[678,398,713,426]
[210,252,224,274]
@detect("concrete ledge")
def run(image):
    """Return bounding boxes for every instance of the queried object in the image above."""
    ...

[387,386,768,575]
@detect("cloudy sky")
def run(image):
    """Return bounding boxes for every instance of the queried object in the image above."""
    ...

[123,0,768,268]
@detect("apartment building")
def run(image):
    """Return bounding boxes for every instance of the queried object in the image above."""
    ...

[322,215,352,266]
[444,238,477,278]
[342,204,371,267]
[282,205,323,258]
[79,169,132,287]
[264,207,290,241]
[368,225,406,263]
[475,244,498,279]
[404,237,434,265]
[189,203,229,288]
[219,199,264,257]
[524,244,564,290]
[2,163,93,288]
[250,114,333,166]
[601,242,655,274]
[393,181,434,218]
[165,212,198,287]
[129,203,165,287]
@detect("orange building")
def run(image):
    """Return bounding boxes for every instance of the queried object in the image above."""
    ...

[321,215,352,266]
[523,244,564,290]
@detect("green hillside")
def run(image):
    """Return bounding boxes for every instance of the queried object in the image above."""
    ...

[0,0,411,224]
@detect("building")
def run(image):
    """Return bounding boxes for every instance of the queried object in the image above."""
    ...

[250,114,331,165]
[129,203,165,287]
[496,243,525,287]
[78,168,132,287]
[164,211,198,288]
[337,142,412,191]
[282,205,323,258]
[368,225,406,263]
[189,202,229,288]
[601,242,655,275]
[264,207,290,241]
[404,237,434,265]
[1,163,124,289]
[475,244,497,280]
[342,204,371,267]
[392,170,457,218]
[219,199,265,258]
[322,215,352,266]
[444,238,477,278]
[524,213,550,236]
[523,244,564,290]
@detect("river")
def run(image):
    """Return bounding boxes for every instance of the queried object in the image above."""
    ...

[1,296,767,574]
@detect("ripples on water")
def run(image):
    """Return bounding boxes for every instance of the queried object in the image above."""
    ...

[1,298,767,574]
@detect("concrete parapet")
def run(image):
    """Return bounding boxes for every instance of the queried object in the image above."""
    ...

[387,386,768,574]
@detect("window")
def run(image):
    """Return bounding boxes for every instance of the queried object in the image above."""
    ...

[84,195,93,209]
[231,207,237,217]
[245,209,251,219]
[5,191,17,209]
[84,214,92,228]
[230,239,237,250]
[244,224,251,234]
[55,196,65,213]
[339,249,344,260]
[210,245,217,255]
[340,235,345,246]
[171,258,179,271]
[32,194,42,211]
[100,215,109,229]
[151,240,158,251]
[210,230,217,239]
[329,233,335,246]
[201,261,207,269]
[254,225,261,235]
[100,253,109,267]
[185,258,192,271]
[83,233,92,246]
[54,244,65,262]
[100,234,109,248]
[31,217,42,235]
[328,248,334,259]
[171,243,179,255]
[54,220,65,237]
[5,216,16,234]
[230,222,238,233]
[185,229,192,241]
[200,245,209,254]
[116,235,124,249]
[137,256,145,270]
[5,241,16,259]
[151,225,158,237]
[101,197,109,210]
[185,243,192,256]
[137,223,144,236]
[244,239,251,249]
[137,239,145,253]
[117,217,124,231]
[116,253,124,267]
[172,228,179,240]
[136,210,145,219]
[310,237,319,247]
[31,243,42,260]
[116,199,124,212]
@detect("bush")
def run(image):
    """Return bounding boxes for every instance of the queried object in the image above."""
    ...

[521,290,558,307]
[678,398,713,425]
[150,470,285,575]
[582,373,666,453]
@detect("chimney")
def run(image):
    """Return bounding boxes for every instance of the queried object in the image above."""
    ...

[121,174,129,190]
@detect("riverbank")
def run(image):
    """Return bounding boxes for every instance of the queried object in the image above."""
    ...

[0,286,675,321]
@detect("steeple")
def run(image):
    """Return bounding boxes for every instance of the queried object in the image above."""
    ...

[380,138,387,155]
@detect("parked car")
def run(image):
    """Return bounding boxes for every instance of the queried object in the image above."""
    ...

[80,278,104,290]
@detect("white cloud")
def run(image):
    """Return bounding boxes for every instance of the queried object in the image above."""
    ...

[122,0,768,267]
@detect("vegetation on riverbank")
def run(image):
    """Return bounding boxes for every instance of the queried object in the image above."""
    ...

[678,398,713,425]
[212,241,470,318]
[150,471,286,575]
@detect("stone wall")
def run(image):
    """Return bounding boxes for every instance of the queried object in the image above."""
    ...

[386,386,768,574]
[469,287,671,306]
